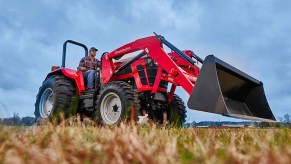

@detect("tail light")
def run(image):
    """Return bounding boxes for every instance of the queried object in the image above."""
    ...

[51,66,60,71]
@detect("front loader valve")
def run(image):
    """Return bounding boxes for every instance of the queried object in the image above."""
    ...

[154,32,196,65]
[115,51,147,74]
[62,40,88,67]
[187,55,276,122]
[192,52,204,64]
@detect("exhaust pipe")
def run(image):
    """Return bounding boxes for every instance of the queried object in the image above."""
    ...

[187,55,276,122]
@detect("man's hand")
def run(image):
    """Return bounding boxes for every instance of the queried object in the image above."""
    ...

[80,67,86,71]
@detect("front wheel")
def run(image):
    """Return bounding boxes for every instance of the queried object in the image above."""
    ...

[167,94,187,127]
[95,81,140,125]
[152,94,187,127]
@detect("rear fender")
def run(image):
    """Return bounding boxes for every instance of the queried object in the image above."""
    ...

[46,68,85,95]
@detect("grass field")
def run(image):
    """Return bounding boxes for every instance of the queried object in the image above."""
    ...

[0,124,290,164]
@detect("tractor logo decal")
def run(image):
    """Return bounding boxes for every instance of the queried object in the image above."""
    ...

[115,47,131,55]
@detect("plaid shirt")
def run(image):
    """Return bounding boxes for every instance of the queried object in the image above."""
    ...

[79,56,100,71]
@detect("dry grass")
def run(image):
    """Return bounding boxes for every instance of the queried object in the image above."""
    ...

[0,124,290,164]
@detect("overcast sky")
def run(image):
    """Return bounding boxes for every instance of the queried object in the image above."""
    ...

[0,0,290,122]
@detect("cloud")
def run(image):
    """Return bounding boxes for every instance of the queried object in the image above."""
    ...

[127,0,201,30]
[0,88,35,118]
[0,0,290,121]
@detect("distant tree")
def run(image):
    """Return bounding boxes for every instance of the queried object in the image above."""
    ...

[12,113,21,125]
[0,113,21,125]
[278,114,291,124]
[21,116,35,126]
[278,117,284,122]
[283,114,290,123]
[257,122,271,128]
[191,121,196,127]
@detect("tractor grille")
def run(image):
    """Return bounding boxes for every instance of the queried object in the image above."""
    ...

[137,65,147,85]
[116,64,132,76]
[136,58,168,89]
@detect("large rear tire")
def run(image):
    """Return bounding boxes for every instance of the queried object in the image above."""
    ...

[95,81,140,125]
[34,75,77,124]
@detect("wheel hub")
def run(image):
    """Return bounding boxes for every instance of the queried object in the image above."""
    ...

[39,88,54,118]
[100,92,122,125]
[112,104,119,112]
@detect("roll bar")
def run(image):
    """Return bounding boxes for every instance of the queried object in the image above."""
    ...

[62,40,88,67]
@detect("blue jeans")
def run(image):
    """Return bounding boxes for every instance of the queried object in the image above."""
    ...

[83,70,95,89]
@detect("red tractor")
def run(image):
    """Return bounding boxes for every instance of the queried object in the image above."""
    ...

[35,33,275,126]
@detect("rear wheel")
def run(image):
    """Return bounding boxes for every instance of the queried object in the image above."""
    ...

[95,81,140,125]
[34,75,77,124]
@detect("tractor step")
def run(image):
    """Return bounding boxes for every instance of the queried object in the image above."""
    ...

[79,94,94,100]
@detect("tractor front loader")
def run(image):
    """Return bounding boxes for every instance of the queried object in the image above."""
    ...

[35,33,275,126]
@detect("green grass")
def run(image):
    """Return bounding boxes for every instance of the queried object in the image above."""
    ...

[0,125,290,163]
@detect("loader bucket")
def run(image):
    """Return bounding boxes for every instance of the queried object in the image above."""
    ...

[187,55,276,122]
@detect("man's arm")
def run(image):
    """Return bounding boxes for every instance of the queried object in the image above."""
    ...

[79,57,86,71]
[94,59,101,70]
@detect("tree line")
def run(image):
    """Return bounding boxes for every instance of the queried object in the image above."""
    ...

[1,113,290,127]
[0,113,35,126]
[184,114,291,128]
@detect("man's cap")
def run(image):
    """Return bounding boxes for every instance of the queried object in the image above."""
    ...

[89,47,98,51]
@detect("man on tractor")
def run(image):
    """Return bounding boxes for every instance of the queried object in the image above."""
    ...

[79,47,100,91]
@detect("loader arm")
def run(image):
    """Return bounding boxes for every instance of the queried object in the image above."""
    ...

[101,35,195,94]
